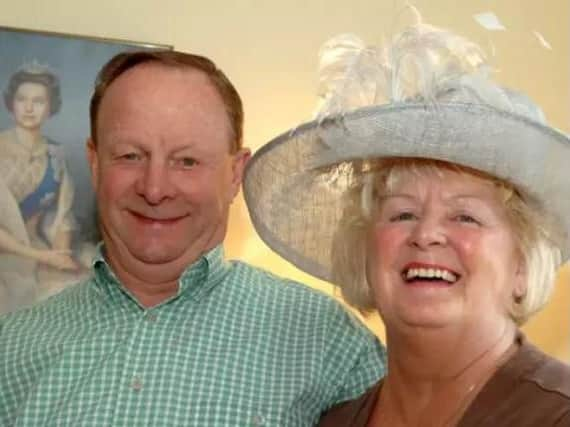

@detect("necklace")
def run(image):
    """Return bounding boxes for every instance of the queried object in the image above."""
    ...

[370,330,518,427]
[439,331,518,427]
[439,382,480,427]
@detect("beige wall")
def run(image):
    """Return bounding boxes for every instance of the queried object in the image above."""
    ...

[3,0,568,359]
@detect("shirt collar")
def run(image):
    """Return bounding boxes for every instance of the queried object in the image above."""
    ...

[91,243,230,307]
[179,244,230,301]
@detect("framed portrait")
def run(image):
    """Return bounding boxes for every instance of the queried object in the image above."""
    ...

[0,26,170,314]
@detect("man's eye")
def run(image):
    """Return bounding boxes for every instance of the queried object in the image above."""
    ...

[390,212,416,222]
[120,152,141,161]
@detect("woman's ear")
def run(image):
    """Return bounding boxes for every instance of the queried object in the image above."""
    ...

[513,255,527,303]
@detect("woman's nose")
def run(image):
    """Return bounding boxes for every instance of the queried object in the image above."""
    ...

[408,216,447,249]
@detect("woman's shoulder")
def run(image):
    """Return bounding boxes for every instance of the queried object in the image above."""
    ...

[0,128,16,144]
[459,336,570,426]
[0,129,24,160]
[521,339,570,399]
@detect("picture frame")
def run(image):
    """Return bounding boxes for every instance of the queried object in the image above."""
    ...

[0,26,171,314]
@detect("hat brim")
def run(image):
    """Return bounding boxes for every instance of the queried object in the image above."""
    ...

[244,102,570,282]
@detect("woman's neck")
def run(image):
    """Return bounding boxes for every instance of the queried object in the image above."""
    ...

[370,321,518,427]
[14,126,43,147]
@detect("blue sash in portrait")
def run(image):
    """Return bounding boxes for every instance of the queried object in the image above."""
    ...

[19,143,62,224]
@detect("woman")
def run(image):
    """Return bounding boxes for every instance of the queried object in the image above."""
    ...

[243,23,570,425]
[0,64,79,314]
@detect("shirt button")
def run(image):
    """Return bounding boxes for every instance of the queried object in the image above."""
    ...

[145,313,157,322]
[131,377,143,391]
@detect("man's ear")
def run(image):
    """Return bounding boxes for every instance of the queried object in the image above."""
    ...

[229,147,251,200]
[86,137,99,191]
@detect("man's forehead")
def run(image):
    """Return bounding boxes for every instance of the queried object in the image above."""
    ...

[105,62,215,99]
[95,62,232,147]
[98,63,225,120]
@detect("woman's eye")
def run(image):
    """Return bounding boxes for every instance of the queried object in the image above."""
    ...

[176,157,197,168]
[455,214,479,224]
[390,211,417,222]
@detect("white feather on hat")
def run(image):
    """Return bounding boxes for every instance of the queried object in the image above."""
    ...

[244,23,570,282]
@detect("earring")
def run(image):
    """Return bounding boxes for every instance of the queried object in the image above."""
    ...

[513,287,526,304]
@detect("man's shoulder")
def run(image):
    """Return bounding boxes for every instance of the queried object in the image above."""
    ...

[230,260,325,292]
[225,261,380,345]
[0,277,93,335]
[230,260,348,310]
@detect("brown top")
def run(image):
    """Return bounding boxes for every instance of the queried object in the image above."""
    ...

[318,335,570,426]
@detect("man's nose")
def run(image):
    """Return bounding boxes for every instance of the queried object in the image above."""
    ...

[408,215,447,249]
[135,159,176,205]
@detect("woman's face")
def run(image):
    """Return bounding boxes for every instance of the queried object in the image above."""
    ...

[367,168,524,333]
[12,82,51,131]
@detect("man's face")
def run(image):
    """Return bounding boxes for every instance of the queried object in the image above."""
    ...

[88,63,249,268]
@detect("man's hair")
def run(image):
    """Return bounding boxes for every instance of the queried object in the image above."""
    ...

[89,50,244,152]
[4,66,61,116]
[331,158,563,325]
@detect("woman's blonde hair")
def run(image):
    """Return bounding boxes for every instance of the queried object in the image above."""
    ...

[331,158,563,324]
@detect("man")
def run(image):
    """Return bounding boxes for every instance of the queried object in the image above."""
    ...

[0,50,386,426]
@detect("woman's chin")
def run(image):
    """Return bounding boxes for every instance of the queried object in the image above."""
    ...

[387,305,464,331]
[15,122,43,132]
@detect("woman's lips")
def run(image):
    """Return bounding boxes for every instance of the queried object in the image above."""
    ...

[401,262,460,285]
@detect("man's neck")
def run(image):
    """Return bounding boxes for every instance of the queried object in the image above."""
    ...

[103,241,219,308]
[107,262,180,308]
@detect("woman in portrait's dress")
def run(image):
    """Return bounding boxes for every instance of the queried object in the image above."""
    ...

[0,63,80,314]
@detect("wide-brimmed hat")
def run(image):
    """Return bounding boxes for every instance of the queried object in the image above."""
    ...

[243,23,570,283]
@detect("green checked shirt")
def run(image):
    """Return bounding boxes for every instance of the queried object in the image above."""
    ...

[0,245,386,426]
